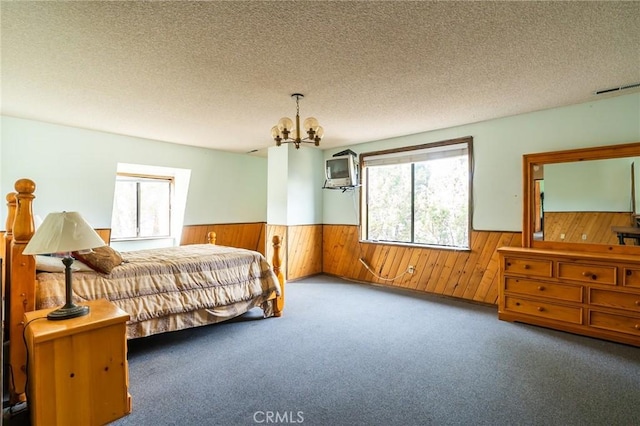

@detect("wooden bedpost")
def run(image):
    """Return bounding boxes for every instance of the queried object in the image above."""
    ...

[9,179,36,403]
[207,231,216,245]
[272,235,284,317]
[3,193,17,342]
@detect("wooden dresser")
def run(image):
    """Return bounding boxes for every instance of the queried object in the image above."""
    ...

[498,247,640,347]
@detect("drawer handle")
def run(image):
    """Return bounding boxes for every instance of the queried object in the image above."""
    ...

[635,300,640,306]
[582,271,597,280]
[523,265,530,270]
[537,306,545,312]
[626,270,633,276]
[537,286,544,291]
[635,324,640,330]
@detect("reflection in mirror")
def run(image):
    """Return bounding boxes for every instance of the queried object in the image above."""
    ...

[523,142,640,252]
[535,157,640,244]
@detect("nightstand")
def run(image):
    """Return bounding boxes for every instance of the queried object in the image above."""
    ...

[24,298,132,425]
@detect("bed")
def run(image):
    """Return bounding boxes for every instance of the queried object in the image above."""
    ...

[3,178,285,403]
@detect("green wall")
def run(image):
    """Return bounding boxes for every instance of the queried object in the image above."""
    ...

[323,93,640,231]
[1,116,268,230]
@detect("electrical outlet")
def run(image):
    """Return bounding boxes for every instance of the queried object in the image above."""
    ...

[408,265,415,274]
[560,233,565,240]
[582,234,587,240]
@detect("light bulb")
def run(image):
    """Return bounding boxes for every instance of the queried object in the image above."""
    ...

[277,117,293,132]
[303,117,319,131]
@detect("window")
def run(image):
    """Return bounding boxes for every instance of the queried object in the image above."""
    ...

[361,137,472,249]
[111,174,172,240]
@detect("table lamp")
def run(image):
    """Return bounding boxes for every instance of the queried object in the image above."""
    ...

[23,211,106,320]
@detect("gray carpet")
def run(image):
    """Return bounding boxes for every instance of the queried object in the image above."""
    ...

[111,275,640,426]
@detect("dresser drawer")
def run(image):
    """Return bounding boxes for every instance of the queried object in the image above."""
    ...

[503,257,552,278]
[504,296,582,324]
[588,310,640,337]
[589,288,640,313]
[557,262,616,285]
[504,278,583,302]
[622,267,640,289]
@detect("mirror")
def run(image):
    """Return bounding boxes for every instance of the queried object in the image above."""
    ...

[523,142,640,253]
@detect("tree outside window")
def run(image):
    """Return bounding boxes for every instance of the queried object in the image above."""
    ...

[362,138,472,249]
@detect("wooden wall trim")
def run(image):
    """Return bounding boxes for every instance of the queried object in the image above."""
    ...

[322,225,521,305]
[181,223,322,281]
[181,223,266,255]
[287,225,322,281]
[542,211,632,245]
[181,222,518,306]
[94,228,111,245]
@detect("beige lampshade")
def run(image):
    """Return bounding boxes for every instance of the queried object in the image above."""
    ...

[23,211,106,255]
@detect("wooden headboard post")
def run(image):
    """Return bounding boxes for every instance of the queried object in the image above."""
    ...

[8,179,36,403]
[3,192,17,325]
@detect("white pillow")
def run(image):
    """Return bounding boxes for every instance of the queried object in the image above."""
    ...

[35,255,94,273]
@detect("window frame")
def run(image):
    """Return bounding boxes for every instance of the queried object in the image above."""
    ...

[359,136,474,250]
[110,173,174,241]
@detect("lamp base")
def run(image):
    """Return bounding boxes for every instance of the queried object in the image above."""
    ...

[47,304,90,321]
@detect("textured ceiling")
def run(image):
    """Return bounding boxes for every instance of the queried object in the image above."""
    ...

[1,1,639,155]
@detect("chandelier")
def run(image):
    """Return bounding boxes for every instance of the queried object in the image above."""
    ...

[271,93,323,149]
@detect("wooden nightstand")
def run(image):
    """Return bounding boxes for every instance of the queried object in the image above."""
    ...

[24,298,132,426]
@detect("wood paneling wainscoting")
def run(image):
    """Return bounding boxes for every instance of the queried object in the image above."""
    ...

[95,228,112,245]
[182,223,518,304]
[265,225,323,281]
[5,222,519,305]
[542,212,632,245]
[181,223,266,254]
[286,225,323,280]
[323,225,521,305]
[181,223,323,282]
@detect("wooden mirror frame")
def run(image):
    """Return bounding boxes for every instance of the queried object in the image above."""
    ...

[523,141,640,254]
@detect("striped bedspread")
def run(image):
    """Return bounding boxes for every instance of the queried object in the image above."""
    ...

[36,244,281,334]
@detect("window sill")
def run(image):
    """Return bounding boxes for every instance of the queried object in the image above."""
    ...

[359,239,471,252]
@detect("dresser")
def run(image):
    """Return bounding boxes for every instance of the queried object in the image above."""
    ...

[498,247,640,347]
[24,298,132,425]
